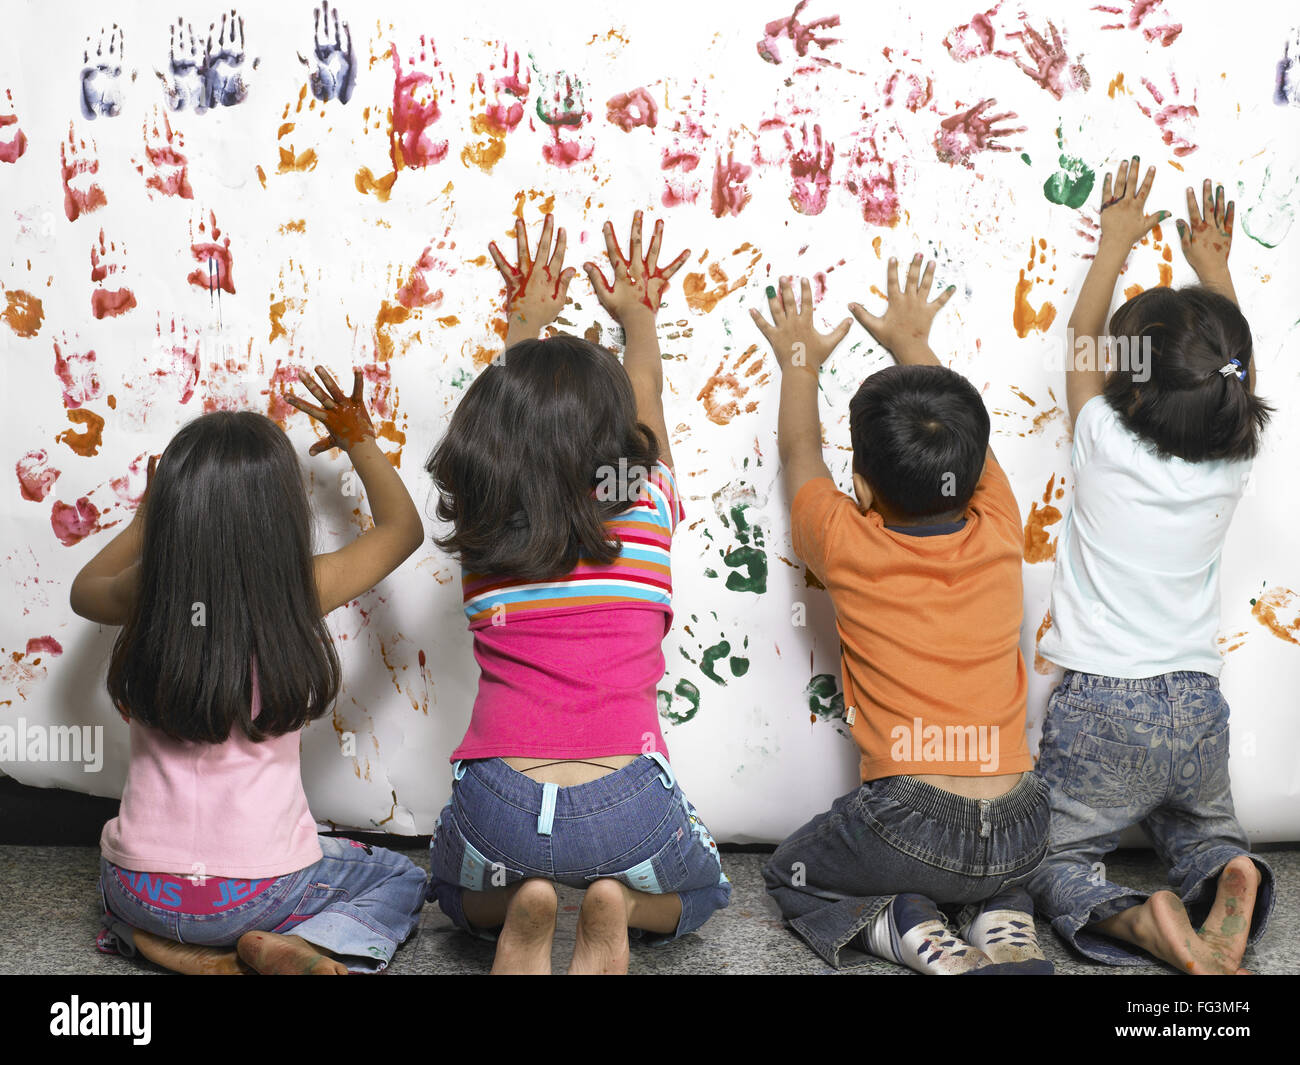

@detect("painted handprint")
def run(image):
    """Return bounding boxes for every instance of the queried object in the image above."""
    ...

[53,333,102,409]
[463,44,530,172]
[81,25,126,119]
[756,0,841,69]
[660,83,711,207]
[157,20,206,112]
[89,230,137,320]
[0,89,27,164]
[712,140,753,218]
[187,209,236,302]
[391,36,450,169]
[135,107,194,199]
[994,20,1089,100]
[606,86,656,132]
[845,122,903,227]
[205,10,253,109]
[934,98,1025,168]
[1094,1,1183,48]
[300,2,355,104]
[1136,74,1198,157]
[60,123,108,221]
[535,70,594,168]
[788,123,833,215]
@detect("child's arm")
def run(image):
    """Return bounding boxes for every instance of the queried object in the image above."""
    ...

[285,367,424,616]
[751,276,852,502]
[584,211,689,469]
[69,456,155,625]
[488,213,577,347]
[1177,178,1252,389]
[1065,155,1168,426]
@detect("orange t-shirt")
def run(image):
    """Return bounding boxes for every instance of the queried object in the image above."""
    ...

[791,456,1033,782]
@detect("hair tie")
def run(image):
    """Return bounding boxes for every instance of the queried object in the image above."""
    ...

[1218,358,1245,381]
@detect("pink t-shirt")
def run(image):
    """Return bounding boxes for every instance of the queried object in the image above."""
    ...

[451,462,684,761]
[100,673,322,879]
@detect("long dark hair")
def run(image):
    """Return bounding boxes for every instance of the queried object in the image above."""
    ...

[429,335,660,581]
[107,411,341,743]
[1103,286,1272,462]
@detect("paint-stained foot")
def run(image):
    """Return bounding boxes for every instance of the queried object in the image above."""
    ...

[1196,855,1260,973]
[492,878,558,975]
[133,929,250,975]
[570,878,631,975]
[236,931,349,974]
[1134,890,1247,975]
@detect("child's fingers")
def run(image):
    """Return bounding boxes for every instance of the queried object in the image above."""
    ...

[1224,200,1235,236]
[1114,158,1129,198]
[905,253,923,293]
[602,221,628,274]
[826,315,852,349]
[487,241,514,280]
[583,261,614,295]
[308,437,335,456]
[350,368,364,404]
[1186,185,1202,227]
[919,259,936,297]
[283,392,328,420]
[1142,210,1169,236]
[885,257,901,299]
[1136,165,1156,205]
[1125,156,1140,198]
[514,217,531,269]
[748,305,775,341]
[1176,217,1191,248]
[848,302,883,335]
[554,266,577,300]
[779,275,797,315]
[658,247,690,282]
[629,210,644,268]
[766,284,783,322]
[645,218,664,273]
[1202,179,1214,226]
[1213,183,1225,227]
[315,365,346,403]
[550,226,567,272]
[535,213,554,268]
[1100,171,1113,206]
[799,276,813,317]
[295,369,332,407]
[932,284,957,312]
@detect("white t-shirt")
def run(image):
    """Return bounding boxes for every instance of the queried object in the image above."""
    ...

[1038,394,1250,679]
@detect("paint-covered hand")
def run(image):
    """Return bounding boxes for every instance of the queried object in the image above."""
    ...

[849,254,954,359]
[132,454,159,523]
[585,212,689,326]
[285,367,376,455]
[1177,178,1234,286]
[490,214,576,343]
[1097,155,1168,251]
[750,277,851,373]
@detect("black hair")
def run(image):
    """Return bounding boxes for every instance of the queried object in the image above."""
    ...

[1103,286,1271,462]
[848,363,990,519]
[107,411,341,743]
[429,334,660,581]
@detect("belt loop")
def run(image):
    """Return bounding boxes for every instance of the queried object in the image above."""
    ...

[452,759,468,781]
[644,750,676,790]
[537,782,558,836]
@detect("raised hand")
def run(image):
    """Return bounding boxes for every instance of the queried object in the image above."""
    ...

[584,210,689,325]
[849,253,955,360]
[1098,154,1168,251]
[1177,177,1233,286]
[750,276,851,372]
[488,213,576,343]
[285,367,375,454]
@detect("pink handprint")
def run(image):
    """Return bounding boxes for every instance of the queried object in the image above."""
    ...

[934,99,1025,168]
[994,20,1090,100]
[788,124,833,215]
[1136,74,1198,157]
[390,37,450,170]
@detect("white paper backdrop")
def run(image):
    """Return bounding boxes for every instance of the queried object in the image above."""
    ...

[2,0,1297,842]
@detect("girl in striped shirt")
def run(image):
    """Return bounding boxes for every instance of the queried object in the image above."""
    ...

[424,212,731,974]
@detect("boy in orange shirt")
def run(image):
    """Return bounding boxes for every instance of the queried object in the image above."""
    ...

[753,258,1050,973]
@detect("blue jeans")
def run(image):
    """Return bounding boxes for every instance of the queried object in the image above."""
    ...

[99,835,428,972]
[427,753,731,942]
[1027,671,1275,965]
[763,771,1050,968]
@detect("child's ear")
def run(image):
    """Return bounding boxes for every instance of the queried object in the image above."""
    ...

[851,472,873,515]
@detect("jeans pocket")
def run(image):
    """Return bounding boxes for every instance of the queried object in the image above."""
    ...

[1195,723,1232,803]
[585,827,689,895]
[1062,731,1149,808]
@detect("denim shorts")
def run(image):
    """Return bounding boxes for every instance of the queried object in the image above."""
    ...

[763,771,1051,968]
[99,835,428,972]
[427,753,731,943]
[1027,670,1274,965]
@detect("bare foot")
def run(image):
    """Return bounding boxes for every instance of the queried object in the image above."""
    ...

[492,878,558,975]
[1094,888,1250,975]
[1196,855,1260,973]
[236,931,350,974]
[570,878,631,975]
[133,929,249,975]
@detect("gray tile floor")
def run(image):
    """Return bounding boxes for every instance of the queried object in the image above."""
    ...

[3,845,1295,975]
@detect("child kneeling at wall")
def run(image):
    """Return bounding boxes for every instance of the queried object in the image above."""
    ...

[424,212,730,974]
[754,260,1051,973]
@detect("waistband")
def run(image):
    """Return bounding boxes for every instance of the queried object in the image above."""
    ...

[1062,670,1219,692]
[454,752,677,824]
[109,865,278,914]
[869,771,1043,832]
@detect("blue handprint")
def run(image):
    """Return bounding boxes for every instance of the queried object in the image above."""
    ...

[80,25,125,119]
[204,9,252,109]
[157,20,206,113]
[300,2,355,104]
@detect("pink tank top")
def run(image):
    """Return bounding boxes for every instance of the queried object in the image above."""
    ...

[100,674,322,879]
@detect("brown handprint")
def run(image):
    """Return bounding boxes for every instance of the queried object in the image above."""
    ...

[285,367,376,454]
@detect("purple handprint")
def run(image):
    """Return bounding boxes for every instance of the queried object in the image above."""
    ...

[157,21,206,112]
[300,3,355,104]
[205,10,252,109]
[81,25,125,119]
